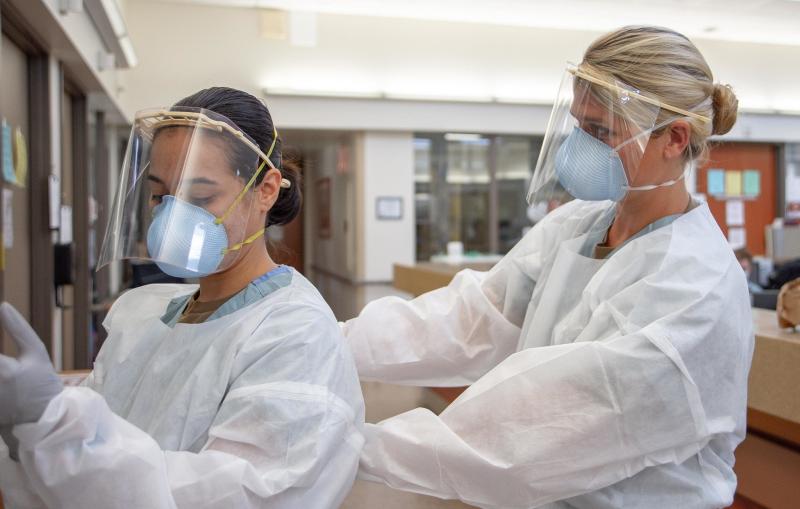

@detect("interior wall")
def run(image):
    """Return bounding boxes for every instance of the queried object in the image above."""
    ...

[300,135,357,280]
[361,131,415,282]
[0,33,32,355]
[284,132,359,319]
[121,0,800,126]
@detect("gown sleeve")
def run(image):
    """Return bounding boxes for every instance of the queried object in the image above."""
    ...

[341,211,571,387]
[342,201,589,388]
[357,254,753,508]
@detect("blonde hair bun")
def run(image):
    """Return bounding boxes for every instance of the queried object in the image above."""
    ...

[712,84,738,135]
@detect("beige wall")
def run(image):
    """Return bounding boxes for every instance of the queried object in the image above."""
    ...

[361,131,415,282]
[121,0,800,124]
[0,34,32,355]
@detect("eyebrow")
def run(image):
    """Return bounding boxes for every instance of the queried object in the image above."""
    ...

[581,116,608,126]
[147,174,220,187]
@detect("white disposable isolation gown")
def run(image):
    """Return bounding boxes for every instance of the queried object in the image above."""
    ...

[0,269,365,508]
[343,200,753,509]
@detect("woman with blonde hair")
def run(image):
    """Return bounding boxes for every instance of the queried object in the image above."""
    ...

[344,26,752,508]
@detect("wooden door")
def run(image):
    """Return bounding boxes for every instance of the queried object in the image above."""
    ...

[696,142,778,255]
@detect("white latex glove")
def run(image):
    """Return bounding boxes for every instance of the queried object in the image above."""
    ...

[0,302,63,460]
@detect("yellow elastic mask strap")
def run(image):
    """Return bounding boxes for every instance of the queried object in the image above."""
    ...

[223,227,266,255]
[214,126,280,226]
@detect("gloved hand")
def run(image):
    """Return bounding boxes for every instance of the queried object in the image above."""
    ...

[0,302,63,460]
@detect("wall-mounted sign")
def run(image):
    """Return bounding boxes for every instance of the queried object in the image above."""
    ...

[376,196,403,220]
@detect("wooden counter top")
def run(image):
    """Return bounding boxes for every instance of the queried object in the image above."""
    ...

[748,309,800,446]
[393,262,496,298]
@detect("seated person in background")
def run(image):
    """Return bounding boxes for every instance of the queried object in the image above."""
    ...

[0,87,364,509]
[735,247,763,292]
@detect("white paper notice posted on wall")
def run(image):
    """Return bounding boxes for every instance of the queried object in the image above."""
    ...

[726,200,745,226]
[727,227,746,249]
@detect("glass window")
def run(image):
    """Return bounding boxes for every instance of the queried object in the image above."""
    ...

[446,134,491,255]
[496,136,542,253]
[414,133,543,261]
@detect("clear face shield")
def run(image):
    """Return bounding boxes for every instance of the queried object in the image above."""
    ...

[527,65,710,214]
[97,107,289,279]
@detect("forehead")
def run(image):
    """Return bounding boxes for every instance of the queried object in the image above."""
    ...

[149,127,233,179]
[569,81,614,122]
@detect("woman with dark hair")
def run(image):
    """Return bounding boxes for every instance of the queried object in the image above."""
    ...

[0,87,364,508]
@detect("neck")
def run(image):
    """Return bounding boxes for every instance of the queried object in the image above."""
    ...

[606,181,690,248]
[197,240,277,302]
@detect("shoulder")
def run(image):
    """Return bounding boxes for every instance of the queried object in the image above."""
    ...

[244,269,341,351]
[662,203,741,281]
[104,284,197,330]
[269,269,337,322]
[600,203,749,326]
[508,200,612,272]
[233,270,359,390]
[521,199,611,247]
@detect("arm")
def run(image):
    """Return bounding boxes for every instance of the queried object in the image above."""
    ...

[358,265,752,508]
[11,306,363,509]
[341,200,584,387]
[342,268,525,387]
[359,330,710,508]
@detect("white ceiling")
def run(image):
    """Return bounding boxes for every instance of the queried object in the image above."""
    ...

[147,0,800,46]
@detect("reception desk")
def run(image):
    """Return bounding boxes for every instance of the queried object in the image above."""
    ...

[393,262,497,298]
[736,309,800,508]
[394,263,800,507]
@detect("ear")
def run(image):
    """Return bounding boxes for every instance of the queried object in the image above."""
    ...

[254,167,282,214]
[662,120,691,160]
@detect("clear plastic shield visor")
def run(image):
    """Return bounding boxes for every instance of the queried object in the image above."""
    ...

[527,67,665,209]
[98,107,282,278]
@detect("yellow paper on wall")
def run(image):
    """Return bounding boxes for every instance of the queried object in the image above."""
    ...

[725,171,742,197]
[13,127,28,188]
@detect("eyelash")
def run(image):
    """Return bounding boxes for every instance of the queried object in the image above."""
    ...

[190,197,213,207]
[150,193,214,207]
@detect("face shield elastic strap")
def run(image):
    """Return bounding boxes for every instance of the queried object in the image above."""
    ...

[602,106,708,194]
[215,126,287,254]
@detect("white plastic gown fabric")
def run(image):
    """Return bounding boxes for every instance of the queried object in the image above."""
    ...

[0,269,365,509]
[343,200,753,509]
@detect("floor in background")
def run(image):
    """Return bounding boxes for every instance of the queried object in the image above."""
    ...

[729,494,768,509]
[340,382,476,509]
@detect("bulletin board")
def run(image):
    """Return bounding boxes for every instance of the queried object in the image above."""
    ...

[696,142,777,255]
